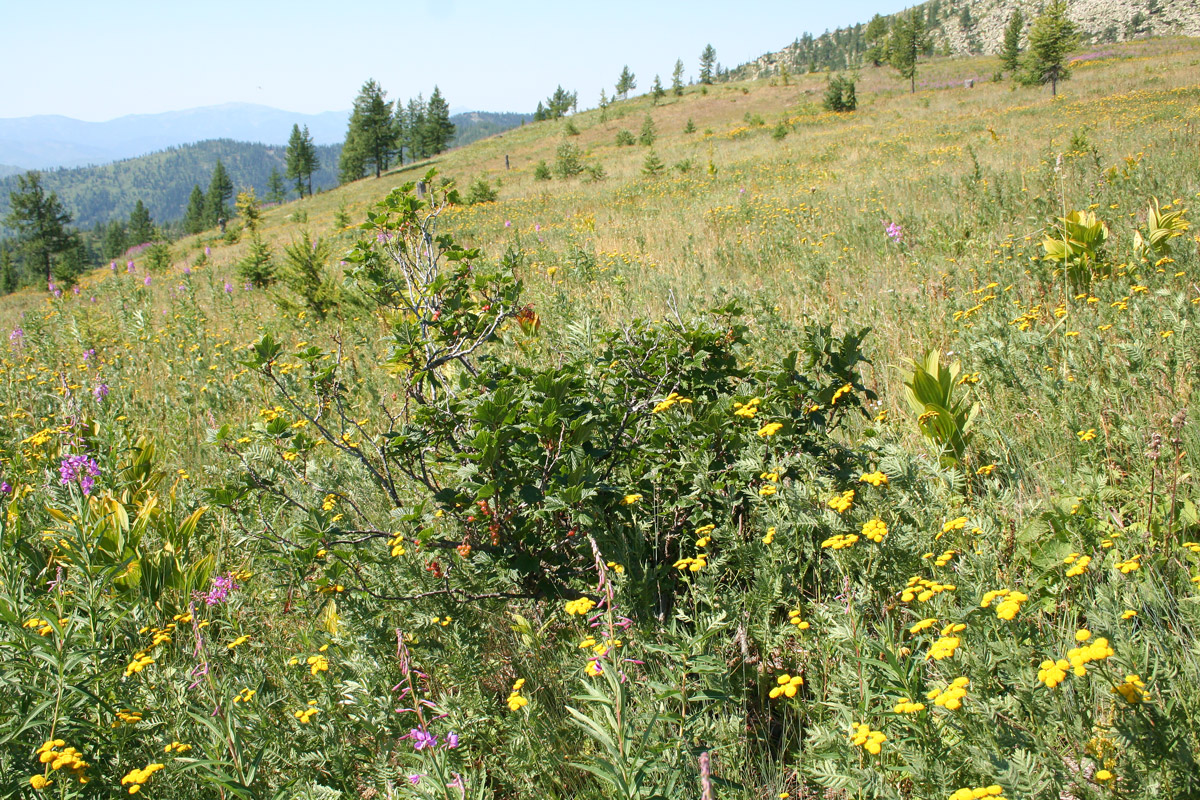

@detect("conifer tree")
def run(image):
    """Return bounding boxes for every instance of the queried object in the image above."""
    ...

[1024,1,1077,95]
[391,102,410,164]
[101,220,127,259]
[671,59,685,96]
[889,9,926,93]
[204,160,234,226]
[651,75,665,105]
[403,96,427,162]
[616,66,636,99]
[266,167,286,204]
[424,87,456,156]
[127,199,155,245]
[345,79,396,178]
[641,148,665,177]
[1,245,16,294]
[184,185,206,234]
[286,124,319,197]
[4,171,75,282]
[638,115,657,146]
[864,13,890,66]
[338,127,367,184]
[699,44,717,84]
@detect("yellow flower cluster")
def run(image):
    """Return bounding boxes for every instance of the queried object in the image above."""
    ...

[859,470,888,487]
[849,723,886,754]
[893,697,926,714]
[1115,554,1142,573]
[227,634,251,649]
[927,633,963,661]
[827,490,854,513]
[940,516,968,535]
[922,549,957,567]
[1066,636,1114,676]
[862,519,887,543]
[757,421,783,438]
[388,532,406,557]
[909,618,937,634]
[901,577,956,603]
[769,673,804,698]
[762,527,775,544]
[821,533,859,550]
[1038,659,1069,688]
[233,688,256,704]
[564,597,597,616]
[695,524,715,546]
[831,383,853,405]
[23,617,65,636]
[787,608,810,630]
[1063,553,1091,576]
[1077,428,1097,442]
[507,679,528,711]
[36,740,89,784]
[980,589,1028,621]
[1113,673,1147,703]
[163,741,192,754]
[124,651,155,678]
[294,701,319,723]
[621,493,643,505]
[927,677,970,710]
[121,763,164,794]
[733,397,762,418]
[307,654,329,675]
[114,710,143,727]
[948,785,1006,800]
[674,554,709,571]
[652,391,692,413]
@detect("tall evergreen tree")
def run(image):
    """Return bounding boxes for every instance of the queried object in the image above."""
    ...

[102,220,128,258]
[651,75,665,105]
[1024,1,1078,95]
[184,184,206,234]
[889,9,926,93]
[204,160,234,226]
[345,79,396,178]
[864,14,890,66]
[0,245,16,294]
[286,124,318,197]
[127,199,154,245]
[338,126,367,184]
[391,101,409,165]
[1001,11,1024,73]
[423,86,455,156]
[699,44,717,84]
[404,96,428,162]
[266,167,286,204]
[616,66,636,99]
[672,59,685,96]
[4,171,75,283]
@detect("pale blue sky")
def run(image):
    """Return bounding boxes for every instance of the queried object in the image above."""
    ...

[2,0,899,120]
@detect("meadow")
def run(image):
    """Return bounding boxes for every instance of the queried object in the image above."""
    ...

[1,37,1198,800]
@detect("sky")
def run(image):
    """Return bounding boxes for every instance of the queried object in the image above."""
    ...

[1,0,899,121]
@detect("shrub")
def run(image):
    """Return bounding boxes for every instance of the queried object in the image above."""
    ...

[638,115,657,146]
[533,159,552,181]
[279,230,339,318]
[615,129,636,146]
[553,142,585,179]
[466,177,499,205]
[237,233,276,288]
[144,241,172,272]
[641,149,665,177]
[823,74,858,112]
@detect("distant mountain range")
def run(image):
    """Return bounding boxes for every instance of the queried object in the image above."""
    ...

[0,111,532,229]
[0,104,533,172]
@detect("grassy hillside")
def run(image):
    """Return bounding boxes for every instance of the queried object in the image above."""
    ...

[0,37,1198,800]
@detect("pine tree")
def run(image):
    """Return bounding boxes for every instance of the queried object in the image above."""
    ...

[699,44,717,84]
[424,86,456,156]
[184,184,206,234]
[266,167,286,204]
[391,102,410,165]
[638,115,657,146]
[102,220,128,259]
[684,118,696,134]
[338,126,367,184]
[204,160,234,226]
[889,9,926,93]
[651,75,665,105]
[0,245,16,294]
[127,199,155,245]
[286,124,319,197]
[4,171,75,283]
[598,89,610,122]
[641,148,665,177]
[343,79,395,179]
[616,66,636,99]
[671,59,685,96]
[1001,10,1024,73]
[1024,1,1078,95]
[403,96,427,162]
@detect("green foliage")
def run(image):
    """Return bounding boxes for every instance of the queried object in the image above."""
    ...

[615,129,636,147]
[143,241,172,273]
[287,124,320,197]
[344,80,396,180]
[638,116,657,147]
[683,118,696,135]
[0,245,15,294]
[266,166,287,205]
[533,160,552,181]
[699,44,716,84]
[279,230,339,319]
[237,233,276,288]
[537,86,577,120]
[902,349,979,468]
[127,199,155,245]
[1134,198,1188,262]
[184,184,207,234]
[822,74,857,112]
[204,159,234,226]
[4,170,76,283]
[553,142,584,179]
[564,119,580,136]
[889,9,927,93]
[333,198,351,230]
[616,66,636,100]
[641,149,665,177]
[651,75,665,105]
[466,177,499,205]
[1002,10,1025,73]
[1022,0,1078,95]
[235,188,261,233]
[671,59,685,96]
[1041,210,1111,290]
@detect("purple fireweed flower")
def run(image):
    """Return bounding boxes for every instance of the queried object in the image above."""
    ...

[408,775,422,786]
[183,266,192,275]
[244,281,252,291]
[1,481,12,494]
[127,261,136,273]
[445,732,460,749]
[504,220,511,228]
[143,275,152,286]
[48,281,56,292]
[73,286,80,295]
[82,348,95,362]
[9,328,24,347]
[886,222,903,242]
[411,729,438,750]
[93,383,109,401]
[110,261,117,271]
[199,573,239,606]
[224,281,234,293]
[59,454,100,495]
[204,246,211,256]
